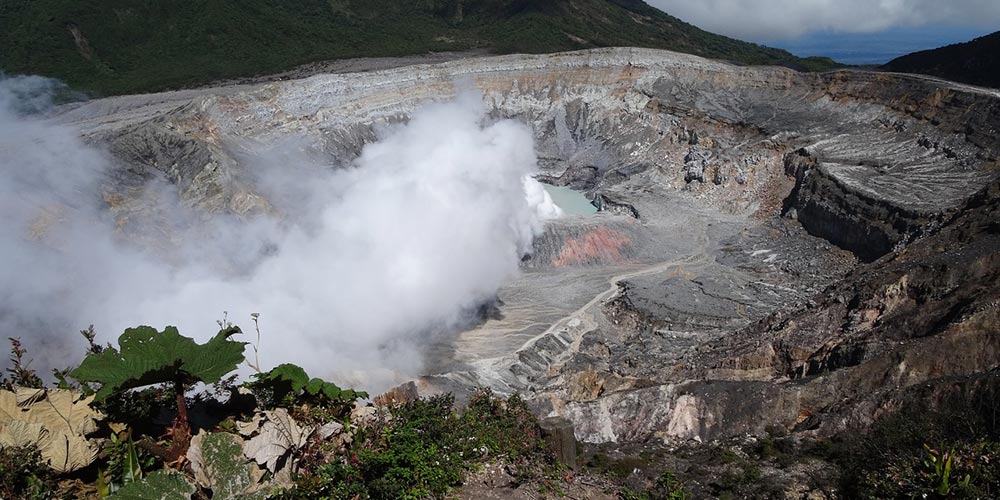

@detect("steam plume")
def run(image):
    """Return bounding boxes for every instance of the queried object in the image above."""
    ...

[0,77,559,390]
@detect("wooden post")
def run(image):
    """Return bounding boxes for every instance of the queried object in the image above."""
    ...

[540,416,577,469]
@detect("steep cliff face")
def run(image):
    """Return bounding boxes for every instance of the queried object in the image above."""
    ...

[777,72,1000,261]
[56,48,1000,445]
[687,178,1000,437]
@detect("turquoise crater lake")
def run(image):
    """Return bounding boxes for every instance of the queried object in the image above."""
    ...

[542,184,598,216]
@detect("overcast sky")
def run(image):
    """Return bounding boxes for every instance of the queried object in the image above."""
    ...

[647,0,1000,41]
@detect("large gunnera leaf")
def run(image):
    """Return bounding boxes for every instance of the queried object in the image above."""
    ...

[188,432,269,500]
[250,363,307,402]
[71,326,247,401]
[251,363,368,403]
[238,409,312,474]
[107,470,196,500]
[0,388,104,472]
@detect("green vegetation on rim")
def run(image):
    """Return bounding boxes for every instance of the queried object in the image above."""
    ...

[0,323,562,499]
[883,30,1000,90]
[0,0,840,96]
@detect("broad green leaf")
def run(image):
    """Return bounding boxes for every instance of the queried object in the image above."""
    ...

[344,389,368,400]
[320,382,342,400]
[251,363,367,404]
[304,377,325,396]
[71,326,246,401]
[250,363,309,403]
[259,364,309,392]
[107,470,195,500]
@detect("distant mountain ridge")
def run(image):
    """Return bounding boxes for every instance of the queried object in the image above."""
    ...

[0,0,838,96]
[883,30,1000,89]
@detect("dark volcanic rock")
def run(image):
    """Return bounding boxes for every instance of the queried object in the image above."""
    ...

[592,194,639,219]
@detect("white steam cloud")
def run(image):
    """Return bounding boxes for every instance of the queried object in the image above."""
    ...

[0,77,560,391]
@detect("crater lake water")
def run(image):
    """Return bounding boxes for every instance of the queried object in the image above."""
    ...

[542,184,597,216]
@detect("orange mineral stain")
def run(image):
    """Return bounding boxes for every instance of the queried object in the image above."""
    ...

[552,227,631,267]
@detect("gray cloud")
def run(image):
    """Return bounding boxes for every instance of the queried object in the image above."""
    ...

[647,0,1000,40]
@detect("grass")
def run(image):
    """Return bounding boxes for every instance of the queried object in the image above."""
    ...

[0,0,842,96]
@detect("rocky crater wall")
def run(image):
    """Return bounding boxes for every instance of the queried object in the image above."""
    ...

[64,48,1000,263]
[53,48,1000,446]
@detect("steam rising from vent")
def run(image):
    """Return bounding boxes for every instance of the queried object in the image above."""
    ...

[0,77,560,390]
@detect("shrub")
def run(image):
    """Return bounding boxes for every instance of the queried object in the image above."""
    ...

[858,441,998,499]
[0,445,57,500]
[4,337,44,389]
[622,470,689,500]
[281,389,551,500]
[839,376,1000,498]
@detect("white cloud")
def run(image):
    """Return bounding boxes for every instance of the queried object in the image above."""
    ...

[646,0,1000,40]
[0,77,560,392]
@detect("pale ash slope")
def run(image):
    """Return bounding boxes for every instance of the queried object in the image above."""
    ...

[57,48,1000,444]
